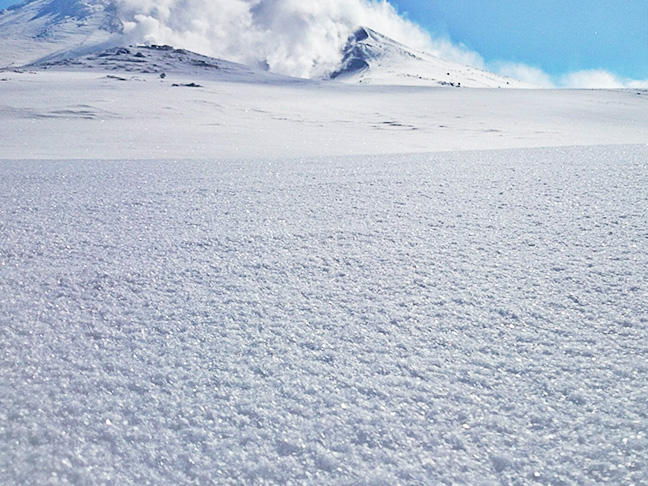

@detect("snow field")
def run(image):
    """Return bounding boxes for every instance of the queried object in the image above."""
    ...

[1,145,647,484]
[1,67,648,160]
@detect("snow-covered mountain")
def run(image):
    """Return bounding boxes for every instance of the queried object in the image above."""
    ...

[0,0,121,68]
[1,0,531,87]
[328,27,530,88]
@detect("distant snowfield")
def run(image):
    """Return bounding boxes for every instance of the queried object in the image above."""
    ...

[1,57,647,159]
[1,59,648,485]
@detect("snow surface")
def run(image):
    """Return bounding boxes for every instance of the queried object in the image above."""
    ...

[1,145,647,485]
[1,53,647,160]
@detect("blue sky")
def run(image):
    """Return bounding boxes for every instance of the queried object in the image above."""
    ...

[391,0,648,82]
[2,0,646,84]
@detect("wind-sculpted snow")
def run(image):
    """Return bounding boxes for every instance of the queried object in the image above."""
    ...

[1,145,647,484]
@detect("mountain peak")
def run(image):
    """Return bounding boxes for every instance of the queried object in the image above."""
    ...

[328,26,530,88]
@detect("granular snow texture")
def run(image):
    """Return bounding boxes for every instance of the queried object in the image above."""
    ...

[1,145,647,485]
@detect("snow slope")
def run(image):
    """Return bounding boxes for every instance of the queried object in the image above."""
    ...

[1,145,647,485]
[0,0,121,68]
[1,60,647,159]
[328,27,531,88]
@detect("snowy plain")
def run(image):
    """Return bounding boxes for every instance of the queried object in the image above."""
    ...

[1,50,648,485]
[1,45,647,160]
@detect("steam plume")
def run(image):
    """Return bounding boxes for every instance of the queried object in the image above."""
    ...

[115,0,453,78]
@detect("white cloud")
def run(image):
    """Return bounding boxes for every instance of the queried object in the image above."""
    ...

[493,65,648,90]
[114,0,494,79]
[627,79,648,89]
[426,37,487,71]
[115,0,438,78]
[555,69,648,89]
[495,62,554,88]
[560,69,625,89]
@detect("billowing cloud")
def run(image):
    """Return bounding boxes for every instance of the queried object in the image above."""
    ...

[560,69,625,89]
[495,62,554,88]
[115,0,437,78]
[115,0,493,79]
[493,64,648,90]
[425,37,487,71]
[558,69,648,89]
